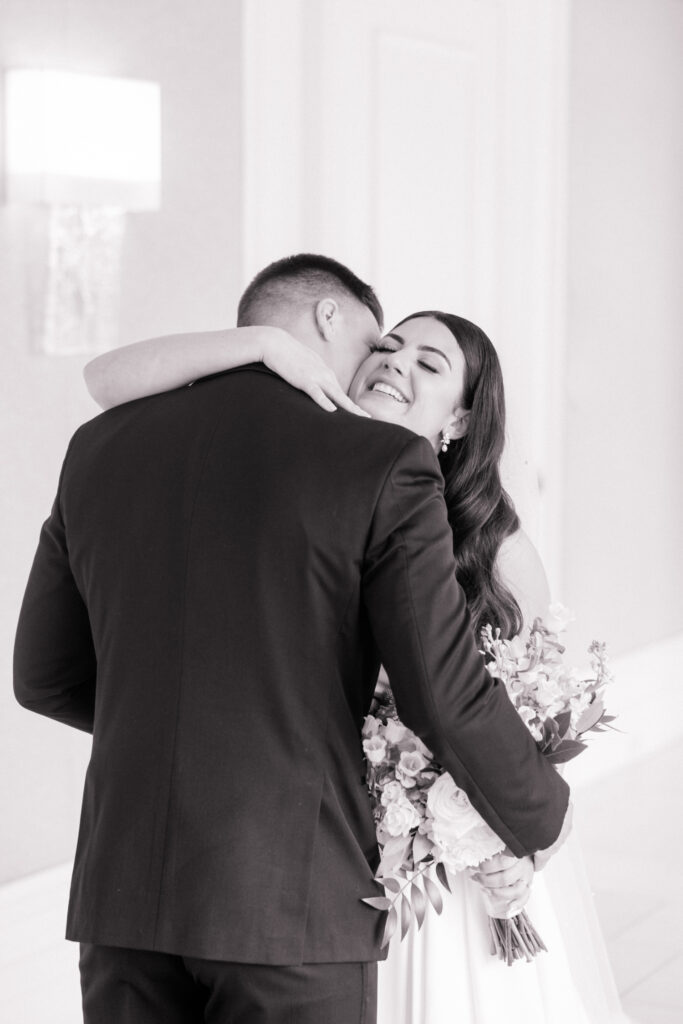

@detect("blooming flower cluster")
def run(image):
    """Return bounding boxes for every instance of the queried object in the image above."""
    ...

[481,604,615,763]
[362,606,616,960]
[362,713,504,875]
[361,698,507,947]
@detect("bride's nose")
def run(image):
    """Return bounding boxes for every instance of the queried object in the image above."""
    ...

[382,351,408,375]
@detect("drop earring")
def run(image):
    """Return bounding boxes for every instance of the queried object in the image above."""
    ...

[440,431,451,453]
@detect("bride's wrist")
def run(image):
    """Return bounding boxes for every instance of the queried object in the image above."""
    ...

[259,326,293,370]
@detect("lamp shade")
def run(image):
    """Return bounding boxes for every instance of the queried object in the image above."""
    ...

[5,69,161,210]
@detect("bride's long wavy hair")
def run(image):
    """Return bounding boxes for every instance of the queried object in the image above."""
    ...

[394,311,523,639]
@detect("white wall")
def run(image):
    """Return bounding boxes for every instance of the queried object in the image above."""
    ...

[0,0,245,884]
[563,0,683,658]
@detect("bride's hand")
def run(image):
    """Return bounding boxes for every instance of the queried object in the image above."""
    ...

[532,798,573,872]
[469,851,535,918]
[262,331,370,417]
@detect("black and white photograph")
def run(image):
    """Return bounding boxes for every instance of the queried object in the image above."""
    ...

[1,1,681,1022]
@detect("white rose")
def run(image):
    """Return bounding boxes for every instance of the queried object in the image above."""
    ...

[426,774,484,840]
[362,735,387,765]
[384,799,421,837]
[435,823,505,872]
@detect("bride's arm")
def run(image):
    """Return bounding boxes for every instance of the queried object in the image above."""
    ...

[473,532,556,909]
[84,326,368,415]
[496,529,551,632]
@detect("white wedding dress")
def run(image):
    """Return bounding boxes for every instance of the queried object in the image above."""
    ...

[374,448,629,1022]
[377,827,628,1024]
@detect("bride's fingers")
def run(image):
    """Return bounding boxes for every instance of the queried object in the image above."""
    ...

[480,877,533,918]
[306,385,337,412]
[481,877,531,902]
[472,859,534,890]
[498,891,532,919]
[329,390,371,417]
[478,852,519,872]
[474,868,526,889]
[480,888,532,919]
[305,379,371,416]
[471,866,517,886]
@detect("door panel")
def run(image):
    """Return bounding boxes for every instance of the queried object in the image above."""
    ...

[244,0,569,579]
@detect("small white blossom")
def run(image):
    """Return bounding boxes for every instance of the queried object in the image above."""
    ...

[362,734,387,765]
[380,780,405,807]
[383,719,409,745]
[546,603,576,633]
[362,715,382,738]
[397,750,428,777]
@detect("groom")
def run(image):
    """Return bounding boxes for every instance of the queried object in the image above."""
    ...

[14,254,570,1023]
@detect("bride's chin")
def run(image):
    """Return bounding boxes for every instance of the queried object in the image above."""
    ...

[354,395,380,417]
[353,391,417,427]
[358,399,402,423]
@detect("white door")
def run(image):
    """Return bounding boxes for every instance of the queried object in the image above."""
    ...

[243,0,570,586]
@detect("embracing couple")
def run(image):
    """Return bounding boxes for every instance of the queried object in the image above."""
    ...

[15,254,622,1023]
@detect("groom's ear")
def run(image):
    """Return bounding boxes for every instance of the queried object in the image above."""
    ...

[314,298,340,342]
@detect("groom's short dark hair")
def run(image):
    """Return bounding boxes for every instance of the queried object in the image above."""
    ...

[237,253,383,331]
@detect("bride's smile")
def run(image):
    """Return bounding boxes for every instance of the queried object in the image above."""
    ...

[366,379,410,403]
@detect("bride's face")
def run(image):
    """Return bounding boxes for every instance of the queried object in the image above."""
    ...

[349,316,469,450]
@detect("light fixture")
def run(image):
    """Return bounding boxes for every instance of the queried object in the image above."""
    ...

[4,69,162,354]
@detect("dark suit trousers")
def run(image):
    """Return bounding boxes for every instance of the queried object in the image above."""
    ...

[79,944,377,1024]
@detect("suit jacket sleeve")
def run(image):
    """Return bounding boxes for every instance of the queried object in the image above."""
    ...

[362,434,569,857]
[13,440,97,733]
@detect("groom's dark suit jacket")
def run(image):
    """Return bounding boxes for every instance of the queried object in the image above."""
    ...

[14,365,568,965]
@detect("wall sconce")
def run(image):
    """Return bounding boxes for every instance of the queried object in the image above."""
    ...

[4,69,161,354]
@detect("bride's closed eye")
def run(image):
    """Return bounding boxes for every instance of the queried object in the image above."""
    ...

[371,343,440,374]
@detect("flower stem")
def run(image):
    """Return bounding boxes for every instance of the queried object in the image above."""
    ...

[488,911,546,966]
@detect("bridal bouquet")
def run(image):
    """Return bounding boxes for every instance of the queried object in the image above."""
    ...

[362,605,616,964]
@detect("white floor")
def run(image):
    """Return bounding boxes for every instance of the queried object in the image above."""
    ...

[577,741,683,1024]
[0,863,81,1024]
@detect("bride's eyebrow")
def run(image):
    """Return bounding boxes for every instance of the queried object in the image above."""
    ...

[419,345,451,369]
[387,332,452,369]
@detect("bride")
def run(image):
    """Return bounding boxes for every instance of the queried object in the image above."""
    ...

[85,310,627,1023]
